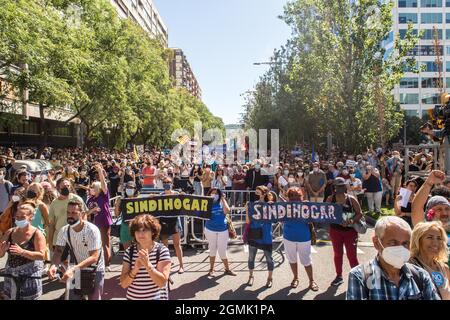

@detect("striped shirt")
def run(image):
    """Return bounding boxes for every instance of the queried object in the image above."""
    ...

[56,221,105,272]
[123,242,171,300]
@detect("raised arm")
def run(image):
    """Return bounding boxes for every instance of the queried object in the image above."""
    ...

[411,170,445,227]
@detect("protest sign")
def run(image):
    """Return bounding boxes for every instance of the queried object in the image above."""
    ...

[248,201,344,224]
[121,194,213,222]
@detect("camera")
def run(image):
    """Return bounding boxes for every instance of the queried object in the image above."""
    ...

[423,93,450,139]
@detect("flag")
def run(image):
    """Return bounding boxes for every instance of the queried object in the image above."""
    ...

[312,144,317,162]
[177,135,190,145]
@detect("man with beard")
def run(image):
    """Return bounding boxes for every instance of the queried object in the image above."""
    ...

[48,200,105,300]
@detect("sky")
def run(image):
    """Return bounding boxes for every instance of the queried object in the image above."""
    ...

[153,0,291,125]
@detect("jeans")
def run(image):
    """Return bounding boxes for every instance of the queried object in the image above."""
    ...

[248,245,274,271]
[365,191,382,212]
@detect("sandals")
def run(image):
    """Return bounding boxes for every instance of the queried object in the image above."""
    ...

[208,269,215,277]
[224,269,237,276]
[309,281,319,292]
[266,278,273,288]
[178,268,184,274]
[291,278,299,288]
[247,276,254,286]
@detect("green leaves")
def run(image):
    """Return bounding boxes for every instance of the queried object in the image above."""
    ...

[0,0,223,150]
[243,0,420,153]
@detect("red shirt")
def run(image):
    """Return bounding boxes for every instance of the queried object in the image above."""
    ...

[142,166,156,185]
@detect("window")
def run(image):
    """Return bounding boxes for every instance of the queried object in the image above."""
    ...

[447,46,450,55]
[53,126,71,137]
[400,93,419,104]
[405,110,420,117]
[400,0,418,6]
[399,13,418,23]
[399,29,418,39]
[447,13,450,23]
[421,0,442,7]
[421,13,442,23]
[404,62,419,72]
[447,29,450,39]
[422,93,440,104]
[446,78,450,88]
[421,61,442,72]
[421,29,442,39]
[447,61,450,72]
[421,77,442,88]
[400,77,419,88]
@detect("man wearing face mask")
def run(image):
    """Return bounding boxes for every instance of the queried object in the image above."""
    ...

[0,170,13,216]
[306,162,327,203]
[48,200,105,300]
[48,178,88,253]
[114,181,139,250]
[347,216,440,300]
[278,167,290,198]
[245,160,269,202]
[158,177,184,274]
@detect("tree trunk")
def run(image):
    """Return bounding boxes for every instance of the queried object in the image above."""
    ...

[37,103,48,158]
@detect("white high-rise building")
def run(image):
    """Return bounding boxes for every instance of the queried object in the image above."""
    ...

[110,0,168,47]
[389,0,450,118]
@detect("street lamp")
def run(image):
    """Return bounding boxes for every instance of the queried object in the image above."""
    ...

[106,129,111,150]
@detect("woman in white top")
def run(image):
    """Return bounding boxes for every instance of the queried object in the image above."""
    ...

[409,221,450,300]
[120,214,171,300]
[212,167,228,190]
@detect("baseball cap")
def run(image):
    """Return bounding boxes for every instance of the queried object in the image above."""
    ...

[333,177,346,186]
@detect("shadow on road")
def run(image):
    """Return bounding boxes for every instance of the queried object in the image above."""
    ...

[313,285,346,300]
[265,287,310,300]
[102,275,126,300]
[219,283,268,300]
[170,274,221,300]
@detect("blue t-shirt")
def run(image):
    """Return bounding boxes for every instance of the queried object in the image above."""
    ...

[250,220,272,245]
[283,221,311,242]
[205,202,228,232]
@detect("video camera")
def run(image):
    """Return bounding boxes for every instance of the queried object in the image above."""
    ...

[420,93,450,140]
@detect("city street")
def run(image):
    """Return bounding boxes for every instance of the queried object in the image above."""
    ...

[0,227,377,300]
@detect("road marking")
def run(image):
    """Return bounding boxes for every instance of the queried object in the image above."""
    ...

[343,247,365,255]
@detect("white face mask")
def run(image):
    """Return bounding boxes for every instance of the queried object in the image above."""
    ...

[378,239,410,269]
[12,195,21,202]
[313,168,319,173]
[288,177,295,183]
[350,174,356,178]
[125,189,135,197]
[298,172,304,177]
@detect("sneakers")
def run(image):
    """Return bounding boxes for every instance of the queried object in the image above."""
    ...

[330,276,344,286]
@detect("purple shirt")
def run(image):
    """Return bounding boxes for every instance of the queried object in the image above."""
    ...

[87,189,112,228]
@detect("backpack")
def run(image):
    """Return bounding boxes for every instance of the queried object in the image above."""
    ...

[128,243,173,295]
[362,261,425,299]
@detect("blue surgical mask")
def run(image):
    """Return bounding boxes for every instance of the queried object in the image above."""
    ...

[15,219,29,229]
[163,184,172,191]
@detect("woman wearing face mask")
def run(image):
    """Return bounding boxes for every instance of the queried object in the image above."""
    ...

[212,167,227,190]
[409,222,450,300]
[158,177,184,274]
[0,187,26,236]
[74,168,90,204]
[278,168,290,199]
[204,188,236,277]
[86,164,112,271]
[394,179,418,228]
[114,181,139,250]
[347,168,364,205]
[283,187,319,291]
[0,203,46,300]
[245,186,274,287]
[190,164,204,196]
[25,183,50,237]
[326,177,363,287]
[40,182,57,207]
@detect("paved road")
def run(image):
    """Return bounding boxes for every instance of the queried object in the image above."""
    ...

[0,228,377,300]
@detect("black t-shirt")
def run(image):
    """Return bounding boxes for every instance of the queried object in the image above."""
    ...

[330,195,355,231]
[363,174,382,192]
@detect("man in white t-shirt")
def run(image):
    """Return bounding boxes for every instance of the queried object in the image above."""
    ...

[48,200,105,300]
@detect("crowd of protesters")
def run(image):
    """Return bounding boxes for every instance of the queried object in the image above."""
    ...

[0,144,448,300]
